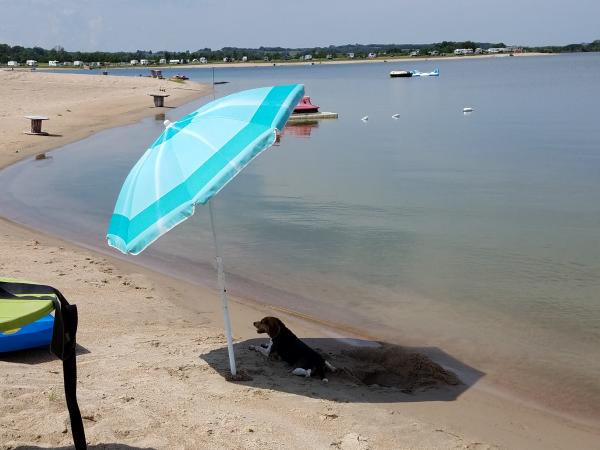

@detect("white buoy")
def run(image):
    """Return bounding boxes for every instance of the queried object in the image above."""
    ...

[463,107,474,113]
[163,119,172,127]
[392,114,400,119]
[361,116,369,122]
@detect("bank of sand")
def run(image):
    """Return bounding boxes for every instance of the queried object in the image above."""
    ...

[0,71,209,169]
[101,51,552,71]
[1,71,599,449]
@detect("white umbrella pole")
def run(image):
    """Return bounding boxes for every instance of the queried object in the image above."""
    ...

[208,200,237,376]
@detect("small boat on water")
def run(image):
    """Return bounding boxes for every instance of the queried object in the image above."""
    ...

[412,68,440,77]
[390,70,412,78]
[289,95,338,121]
[390,68,439,78]
[294,96,320,114]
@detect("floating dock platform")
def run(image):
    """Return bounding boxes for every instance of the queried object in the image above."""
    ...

[288,111,338,122]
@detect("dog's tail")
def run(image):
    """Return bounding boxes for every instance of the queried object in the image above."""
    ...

[325,360,337,372]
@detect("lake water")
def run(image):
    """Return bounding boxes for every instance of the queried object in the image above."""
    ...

[3,54,600,422]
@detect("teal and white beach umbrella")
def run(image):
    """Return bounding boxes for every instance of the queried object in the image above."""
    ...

[107,84,305,375]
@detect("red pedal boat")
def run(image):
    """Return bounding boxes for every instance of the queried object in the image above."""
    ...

[294,96,320,114]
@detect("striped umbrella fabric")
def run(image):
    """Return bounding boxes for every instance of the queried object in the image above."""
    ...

[107,84,304,255]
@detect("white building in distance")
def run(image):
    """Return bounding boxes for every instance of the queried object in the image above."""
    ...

[454,48,474,55]
[487,47,515,53]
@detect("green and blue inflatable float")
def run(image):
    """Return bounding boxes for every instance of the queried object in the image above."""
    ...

[0,278,87,449]
[0,277,55,352]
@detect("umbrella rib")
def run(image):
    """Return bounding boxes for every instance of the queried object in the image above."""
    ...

[176,127,219,152]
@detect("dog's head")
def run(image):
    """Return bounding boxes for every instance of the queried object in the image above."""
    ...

[253,316,284,338]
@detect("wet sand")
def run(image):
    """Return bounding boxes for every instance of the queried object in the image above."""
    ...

[1,70,598,449]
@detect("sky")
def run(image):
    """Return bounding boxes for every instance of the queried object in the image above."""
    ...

[0,0,598,51]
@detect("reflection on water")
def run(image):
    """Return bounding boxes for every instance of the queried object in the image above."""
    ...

[4,54,600,421]
[283,121,319,138]
[34,152,52,163]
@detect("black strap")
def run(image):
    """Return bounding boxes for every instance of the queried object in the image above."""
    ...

[0,281,87,450]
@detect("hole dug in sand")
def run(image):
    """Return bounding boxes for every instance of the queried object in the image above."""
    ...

[338,344,460,393]
[202,337,477,403]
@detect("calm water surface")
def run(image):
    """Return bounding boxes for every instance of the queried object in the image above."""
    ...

[3,54,600,420]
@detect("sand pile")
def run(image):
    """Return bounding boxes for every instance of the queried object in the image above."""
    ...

[340,344,460,392]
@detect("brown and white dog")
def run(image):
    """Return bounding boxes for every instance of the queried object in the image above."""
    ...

[250,316,336,382]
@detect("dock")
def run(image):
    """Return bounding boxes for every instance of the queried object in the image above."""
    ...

[288,111,338,122]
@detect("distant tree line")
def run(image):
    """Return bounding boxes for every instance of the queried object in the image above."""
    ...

[1,40,598,64]
[523,40,600,53]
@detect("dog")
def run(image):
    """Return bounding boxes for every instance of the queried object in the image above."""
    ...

[249,316,336,382]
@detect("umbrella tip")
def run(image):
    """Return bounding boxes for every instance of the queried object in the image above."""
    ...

[163,119,172,128]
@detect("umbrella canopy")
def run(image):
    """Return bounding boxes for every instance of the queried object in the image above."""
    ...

[107,84,304,255]
[106,84,305,376]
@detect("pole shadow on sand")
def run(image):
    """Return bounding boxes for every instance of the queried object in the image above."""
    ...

[200,338,484,403]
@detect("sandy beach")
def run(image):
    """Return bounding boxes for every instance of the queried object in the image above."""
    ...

[0,71,209,169]
[94,52,553,71]
[1,70,599,449]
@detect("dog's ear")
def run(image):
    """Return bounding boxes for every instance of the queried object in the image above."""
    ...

[266,317,281,338]
[274,317,285,331]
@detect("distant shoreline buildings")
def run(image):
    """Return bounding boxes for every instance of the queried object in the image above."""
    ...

[1,40,596,68]
[454,47,523,55]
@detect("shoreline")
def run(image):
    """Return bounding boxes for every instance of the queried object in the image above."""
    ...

[33,51,554,72]
[3,164,599,429]
[155,52,555,70]
[0,71,210,169]
[2,215,598,449]
[1,70,599,449]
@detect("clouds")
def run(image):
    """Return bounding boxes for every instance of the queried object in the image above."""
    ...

[0,0,597,51]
